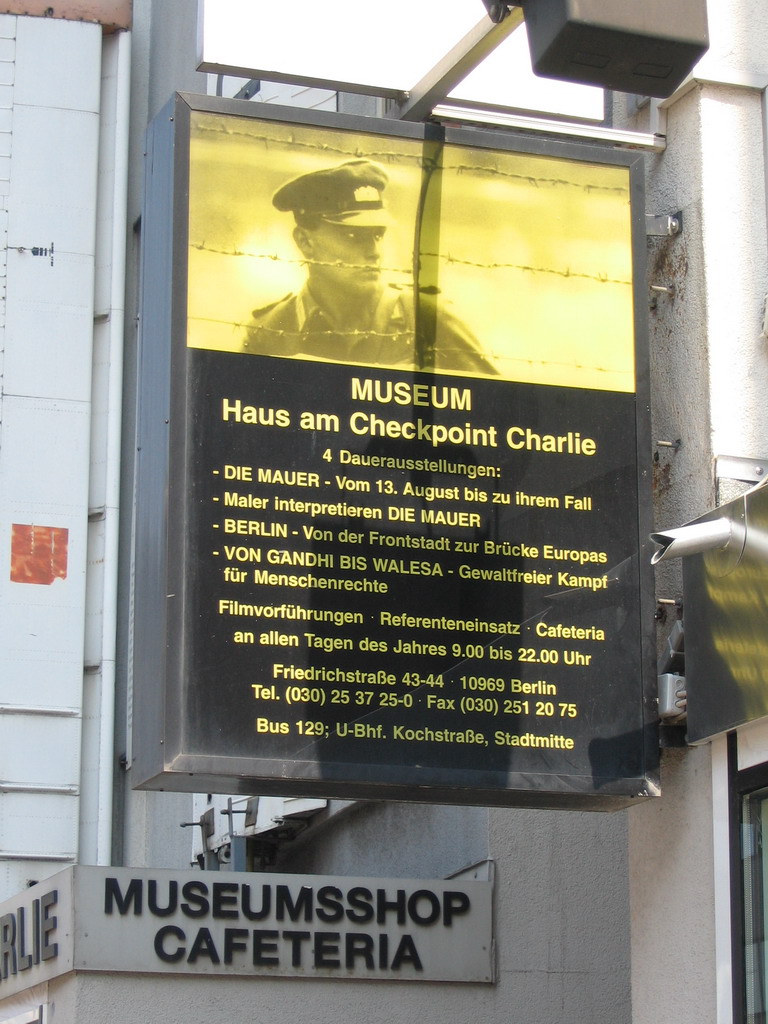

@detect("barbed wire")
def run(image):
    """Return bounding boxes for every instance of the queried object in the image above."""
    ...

[189,242,411,277]
[423,251,630,285]
[191,315,631,376]
[193,123,629,195]
[188,241,631,287]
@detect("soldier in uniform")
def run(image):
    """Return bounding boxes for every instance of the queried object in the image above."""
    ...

[241,159,495,375]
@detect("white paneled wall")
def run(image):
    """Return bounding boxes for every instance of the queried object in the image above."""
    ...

[0,14,102,897]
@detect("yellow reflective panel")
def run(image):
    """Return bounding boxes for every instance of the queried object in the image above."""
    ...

[187,112,634,391]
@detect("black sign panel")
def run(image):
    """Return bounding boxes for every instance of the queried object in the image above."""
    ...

[132,94,657,808]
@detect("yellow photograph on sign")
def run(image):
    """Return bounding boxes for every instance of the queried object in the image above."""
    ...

[186,111,635,393]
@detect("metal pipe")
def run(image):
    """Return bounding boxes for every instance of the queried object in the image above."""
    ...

[80,26,131,866]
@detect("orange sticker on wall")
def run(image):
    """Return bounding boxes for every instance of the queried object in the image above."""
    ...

[10,524,69,585]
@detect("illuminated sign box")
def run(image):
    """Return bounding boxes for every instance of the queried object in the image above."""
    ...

[132,93,656,808]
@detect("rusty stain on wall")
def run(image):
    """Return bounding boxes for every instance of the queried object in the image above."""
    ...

[10,523,69,584]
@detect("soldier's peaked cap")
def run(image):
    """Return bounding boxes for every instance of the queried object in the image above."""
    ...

[272,159,390,226]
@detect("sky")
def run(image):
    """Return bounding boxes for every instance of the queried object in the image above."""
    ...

[199,0,604,121]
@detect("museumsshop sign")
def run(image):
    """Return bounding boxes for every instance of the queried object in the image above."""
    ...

[0,866,493,994]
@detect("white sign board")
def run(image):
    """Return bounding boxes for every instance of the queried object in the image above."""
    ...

[0,867,493,995]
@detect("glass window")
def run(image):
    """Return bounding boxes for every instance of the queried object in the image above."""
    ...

[742,786,768,1023]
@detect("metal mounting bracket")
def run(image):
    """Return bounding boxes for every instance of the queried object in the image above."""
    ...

[716,454,768,485]
[658,672,687,721]
[646,212,682,237]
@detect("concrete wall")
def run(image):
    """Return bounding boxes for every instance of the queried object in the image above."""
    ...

[267,799,631,1023]
[621,1,768,1021]
[629,748,717,1024]
[33,935,627,1024]
[0,800,629,1024]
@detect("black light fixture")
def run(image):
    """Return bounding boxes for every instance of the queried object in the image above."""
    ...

[484,0,709,99]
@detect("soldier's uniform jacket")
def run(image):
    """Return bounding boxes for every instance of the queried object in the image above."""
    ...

[241,283,496,376]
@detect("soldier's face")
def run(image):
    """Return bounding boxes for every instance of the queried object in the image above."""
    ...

[296,222,386,299]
